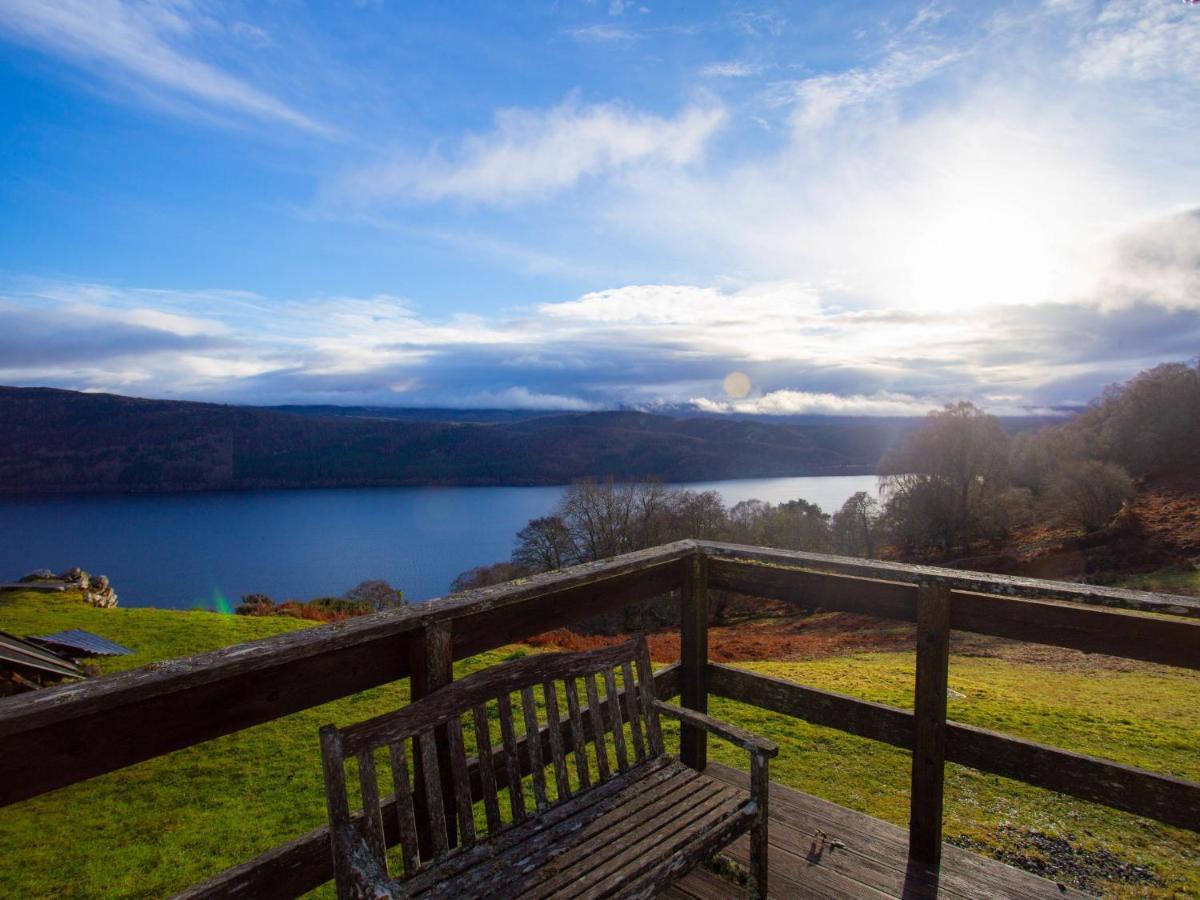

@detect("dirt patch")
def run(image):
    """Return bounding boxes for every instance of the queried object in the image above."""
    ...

[950,826,1164,893]
[526,612,1164,673]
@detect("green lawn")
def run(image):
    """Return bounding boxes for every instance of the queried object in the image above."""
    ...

[1115,566,1200,597]
[1,591,1197,898]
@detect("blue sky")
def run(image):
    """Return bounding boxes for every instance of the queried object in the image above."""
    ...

[0,0,1197,414]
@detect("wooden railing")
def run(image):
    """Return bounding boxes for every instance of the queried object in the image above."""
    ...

[0,540,1196,897]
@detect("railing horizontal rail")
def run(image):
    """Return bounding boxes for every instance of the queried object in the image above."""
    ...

[708,664,1200,830]
[177,665,681,899]
[0,541,693,806]
[697,541,1200,618]
[706,556,1200,670]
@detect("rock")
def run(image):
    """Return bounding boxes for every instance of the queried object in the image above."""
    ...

[58,567,88,587]
[18,569,56,582]
[84,574,117,608]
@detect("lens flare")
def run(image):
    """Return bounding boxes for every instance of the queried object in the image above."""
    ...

[723,371,751,399]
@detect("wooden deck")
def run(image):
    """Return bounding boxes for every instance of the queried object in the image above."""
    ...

[665,763,1092,899]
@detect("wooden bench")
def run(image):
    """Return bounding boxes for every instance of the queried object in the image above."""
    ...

[319,636,777,899]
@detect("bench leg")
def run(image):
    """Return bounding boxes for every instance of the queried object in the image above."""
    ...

[750,751,769,899]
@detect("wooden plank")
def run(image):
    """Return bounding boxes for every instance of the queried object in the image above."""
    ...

[697,540,1200,618]
[417,729,448,859]
[584,674,611,780]
[175,664,677,900]
[355,749,387,873]
[317,725,354,899]
[404,758,684,897]
[409,620,455,855]
[707,665,1200,832]
[520,685,549,810]
[707,664,913,749]
[680,552,709,771]
[542,682,571,800]
[444,715,476,844]
[387,741,419,875]
[909,579,951,865]
[470,704,502,833]
[707,556,917,622]
[564,677,591,791]
[621,661,646,763]
[603,668,630,772]
[950,590,1200,670]
[636,638,664,756]
[0,542,694,807]
[497,691,526,823]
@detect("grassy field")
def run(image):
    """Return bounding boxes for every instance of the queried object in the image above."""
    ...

[1,590,1197,898]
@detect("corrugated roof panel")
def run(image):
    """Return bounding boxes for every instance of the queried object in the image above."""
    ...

[0,632,84,679]
[29,629,134,657]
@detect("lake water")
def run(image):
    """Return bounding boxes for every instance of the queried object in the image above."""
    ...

[0,475,877,609]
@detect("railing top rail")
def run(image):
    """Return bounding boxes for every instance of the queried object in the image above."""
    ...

[695,541,1200,618]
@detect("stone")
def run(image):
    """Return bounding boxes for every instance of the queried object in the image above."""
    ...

[18,569,56,583]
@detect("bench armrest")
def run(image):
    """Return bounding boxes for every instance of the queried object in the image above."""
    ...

[332,824,397,900]
[653,700,778,758]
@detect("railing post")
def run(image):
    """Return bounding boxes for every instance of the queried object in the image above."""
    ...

[409,619,455,855]
[909,578,951,864]
[679,551,709,771]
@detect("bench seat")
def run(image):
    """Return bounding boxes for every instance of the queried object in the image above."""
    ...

[412,758,753,899]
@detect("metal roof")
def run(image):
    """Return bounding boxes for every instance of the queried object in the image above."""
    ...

[29,629,134,657]
[0,631,84,679]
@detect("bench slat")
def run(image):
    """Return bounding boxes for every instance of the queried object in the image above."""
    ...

[497,692,526,822]
[564,677,591,791]
[584,674,610,781]
[622,660,646,763]
[355,749,388,873]
[470,704,502,833]
[417,729,449,859]
[604,668,630,772]
[520,686,550,810]
[542,682,571,800]
[635,640,663,756]
[387,740,420,876]
[444,714,476,845]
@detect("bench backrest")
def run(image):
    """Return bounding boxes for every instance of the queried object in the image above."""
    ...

[319,636,663,882]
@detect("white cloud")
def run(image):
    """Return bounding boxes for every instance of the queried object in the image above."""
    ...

[700,61,763,78]
[1070,0,1200,82]
[0,0,323,132]
[339,98,725,205]
[564,24,636,42]
[692,390,936,417]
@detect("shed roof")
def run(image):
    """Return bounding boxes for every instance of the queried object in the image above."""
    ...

[0,631,84,679]
[30,629,134,657]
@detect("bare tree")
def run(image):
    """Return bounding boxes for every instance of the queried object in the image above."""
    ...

[832,491,879,558]
[513,516,578,573]
[344,580,405,611]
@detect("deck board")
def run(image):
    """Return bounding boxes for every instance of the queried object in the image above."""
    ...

[665,762,1093,899]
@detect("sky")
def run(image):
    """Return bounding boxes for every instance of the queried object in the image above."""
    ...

[0,0,1197,415]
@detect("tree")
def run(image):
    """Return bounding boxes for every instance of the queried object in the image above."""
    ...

[831,491,878,558]
[450,562,528,593]
[879,402,1012,554]
[344,580,405,611]
[513,516,578,573]
[1046,460,1134,531]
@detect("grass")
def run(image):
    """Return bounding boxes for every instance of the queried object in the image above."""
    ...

[1115,566,1200,597]
[1,591,1197,897]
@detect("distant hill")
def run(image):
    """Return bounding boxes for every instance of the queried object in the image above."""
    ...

[0,386,1034,494]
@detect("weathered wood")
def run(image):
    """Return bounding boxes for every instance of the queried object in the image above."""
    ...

[584,673,611,780]
[707,663,913,748]
[654,700,778,755]
[621,660,646,762]
[409,620,455,855]
[603,667,630,772]
[386,741,419,876]
[909,579,951,865]
[0,543,694,807]
[444,714,476,845]
[564,676,591,791]
[542,681,571,800]
[697,540,1200,617]
[497,691,526,823]
[708,663,1200,831]
[749,750,769,900]
[680,552,710,770]
[317,725,354,900]
[470,704,502,833]
[177,663,682,900]
[520,685,549,809]
[636,637,664,756]
[355,749,387,873]
[417,729,448,859]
